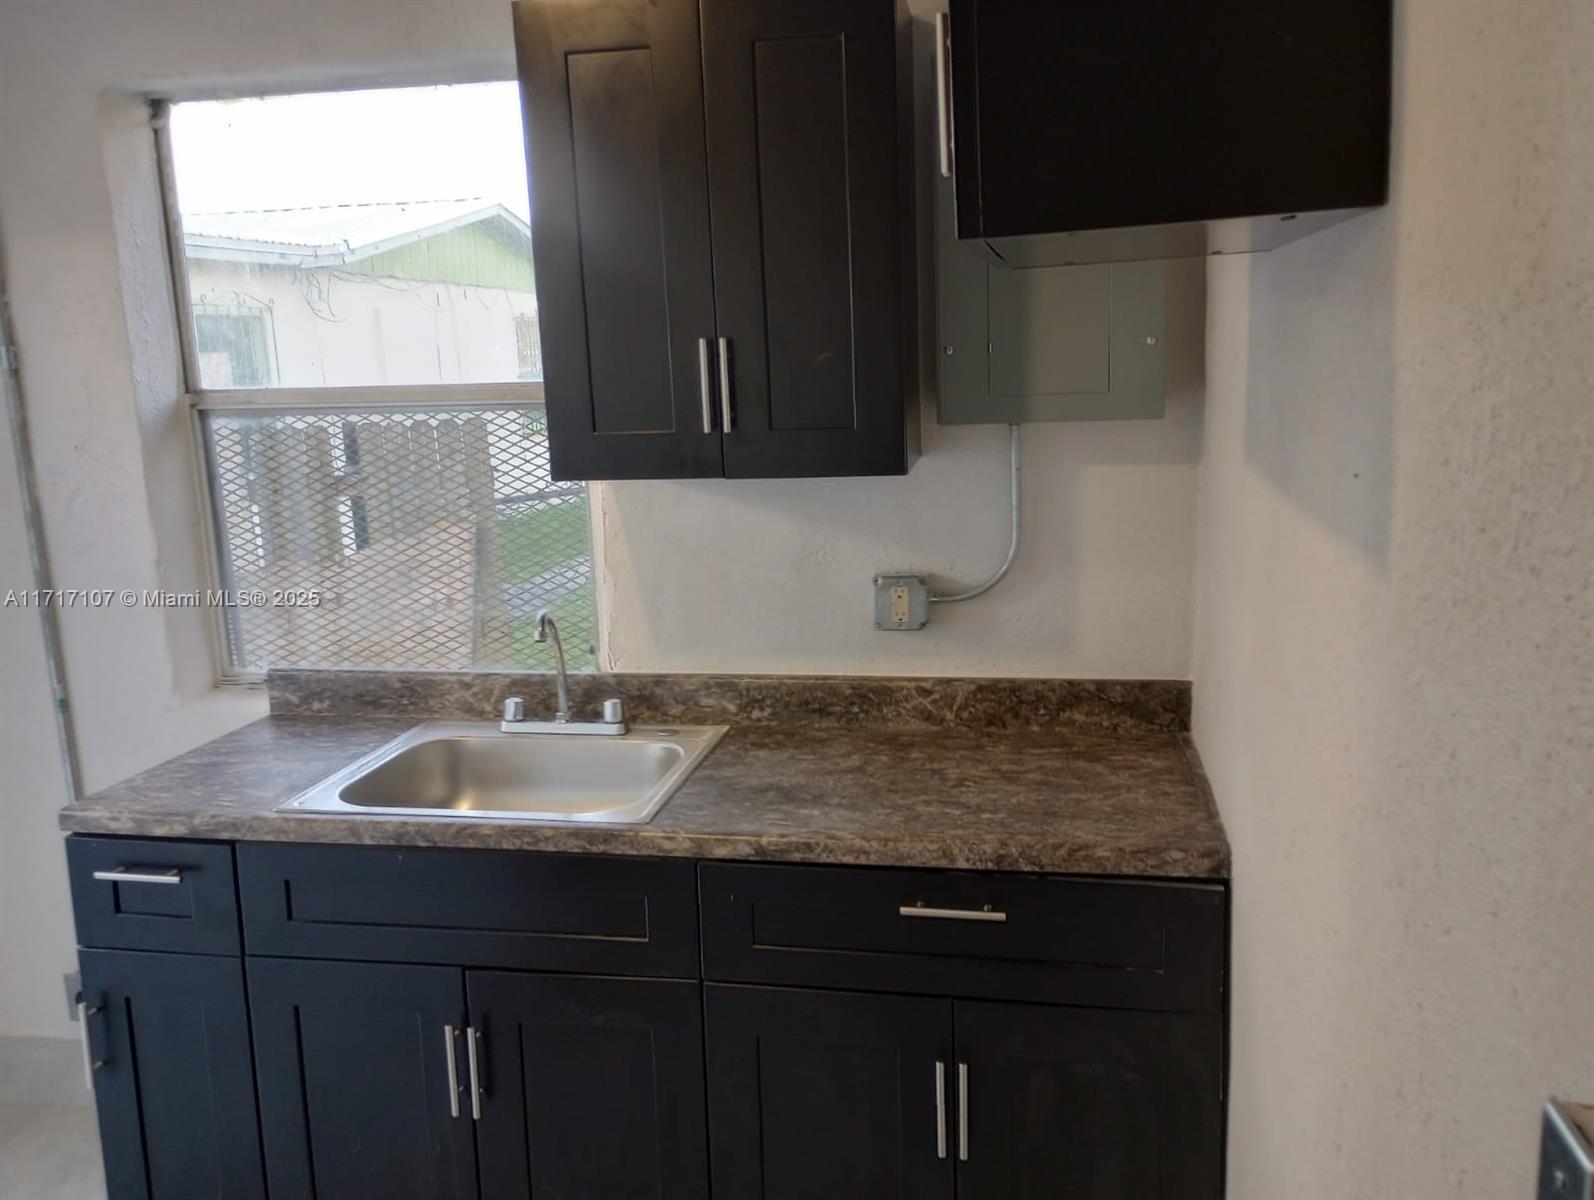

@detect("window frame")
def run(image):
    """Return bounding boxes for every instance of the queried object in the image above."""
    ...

[151,92,558,685]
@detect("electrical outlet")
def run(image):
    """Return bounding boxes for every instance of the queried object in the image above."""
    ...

[873,573,929,630]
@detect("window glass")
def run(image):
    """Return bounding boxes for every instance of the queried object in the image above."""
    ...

[169,84,542,389]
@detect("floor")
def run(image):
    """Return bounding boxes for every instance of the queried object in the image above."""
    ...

[0,1102,105,1200]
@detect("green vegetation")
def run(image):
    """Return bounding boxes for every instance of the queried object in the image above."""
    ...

[496,498,597,672]
[498,498,590,583]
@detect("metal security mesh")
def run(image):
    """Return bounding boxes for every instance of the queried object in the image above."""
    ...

[200,405,595,675]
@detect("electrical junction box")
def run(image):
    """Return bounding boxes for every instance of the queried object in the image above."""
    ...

[873,574,929,631]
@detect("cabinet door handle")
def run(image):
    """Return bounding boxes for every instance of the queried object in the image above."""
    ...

[716,337,733,432]
[697,337,715,434]
[91,867,182,886]
[935,12,954,178]
[465,1026,483,1120]
[77,1001,102,1092]
[934,1059,948,1159]
[899,904,1007,923]
[442,1025,461,1119]
[957,1061,970,1162]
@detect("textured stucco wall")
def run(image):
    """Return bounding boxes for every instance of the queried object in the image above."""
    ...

[1192,1,1594,1196]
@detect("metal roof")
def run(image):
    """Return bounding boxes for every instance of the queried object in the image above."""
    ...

[181,198,532,266]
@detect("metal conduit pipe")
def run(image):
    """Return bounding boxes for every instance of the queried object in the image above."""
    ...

[930,423,1022,604]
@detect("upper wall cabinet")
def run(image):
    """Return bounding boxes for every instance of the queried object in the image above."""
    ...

[943,0,1393,267]
[515,0,918,481]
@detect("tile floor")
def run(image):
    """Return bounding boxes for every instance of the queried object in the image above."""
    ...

[0,1101,105,1200]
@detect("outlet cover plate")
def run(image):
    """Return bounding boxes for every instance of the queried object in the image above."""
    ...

[873,574,929,631]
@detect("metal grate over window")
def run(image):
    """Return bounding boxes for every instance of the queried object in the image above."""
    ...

[200,405,595,676]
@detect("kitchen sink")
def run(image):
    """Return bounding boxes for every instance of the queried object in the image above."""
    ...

[278,722,727,824]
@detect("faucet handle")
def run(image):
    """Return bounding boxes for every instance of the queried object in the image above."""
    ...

[602,698,625,725]
[502,696,526,722]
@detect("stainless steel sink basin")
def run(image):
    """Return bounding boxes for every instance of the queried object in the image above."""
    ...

[278,722,727,824]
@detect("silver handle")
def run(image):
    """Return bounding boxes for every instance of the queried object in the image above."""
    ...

[899,904,1007,923]
[698,337,715,434]
[935,1060,948,1159]
[77,1001,101,1092]
[716,337,733,432]
[957,1062,969,1161]
[443,1025,461,1119]
[935,12,953,178]
[502,696,525,723]
[465,1026,483,1120]
[91,867,182,886]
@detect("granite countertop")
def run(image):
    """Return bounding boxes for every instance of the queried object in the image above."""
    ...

[58,673,1229,879]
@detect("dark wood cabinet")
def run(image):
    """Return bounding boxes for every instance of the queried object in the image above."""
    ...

[78,949,264,1200]
[947,0,1392,265]
[470,972,710,1199]
[702,0,916,478]
[247,958,478,1200]
[953,1001,1224,1199]
[514,0,917,480]
[70,837,1227,1200]
[513,0,721,480]
[706,984,954,1199]
[703,985,1223,1200]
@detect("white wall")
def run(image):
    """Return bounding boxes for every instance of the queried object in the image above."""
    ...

[187,259,538,388]
[0,0,1200,1036]
[1192,2,1594,1196]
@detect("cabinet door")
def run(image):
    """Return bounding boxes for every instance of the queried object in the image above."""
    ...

[513,0,723,480]
[79,949,264,1200]
[953,1001,1223,1199]
[705,984,953,1199]
[469,972,709,1199]
[702,0,913,477]
[248,958,477,1200]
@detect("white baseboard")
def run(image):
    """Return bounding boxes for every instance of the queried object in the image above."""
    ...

[0,1036,93,1107]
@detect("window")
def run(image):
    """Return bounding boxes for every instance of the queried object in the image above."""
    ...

[514,312,543,382]
[163,83,595,679]
[193,304,277,388]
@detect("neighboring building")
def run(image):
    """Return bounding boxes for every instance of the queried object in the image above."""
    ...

[181,197,542,389]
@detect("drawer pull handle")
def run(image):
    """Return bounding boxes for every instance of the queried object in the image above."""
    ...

[77,1001,103,1091]
[465,1026,483,1121]
[443,1025,461,1119]
[935,12,954,178]
[898,904,1007,923]
[934,1060,948,1159]
[957,1061,970,1162]
[698,337,715,434]
[92,867,183,886]
[716,337,734,432]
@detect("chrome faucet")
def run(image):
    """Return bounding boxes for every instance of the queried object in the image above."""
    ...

[534,609,571,722]
[500,609,627,736]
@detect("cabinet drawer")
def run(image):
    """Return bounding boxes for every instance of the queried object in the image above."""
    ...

[67,837,240,955]
[238,843,698,977]
[700,863,1225,1012]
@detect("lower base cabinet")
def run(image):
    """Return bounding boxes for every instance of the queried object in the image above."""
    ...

[69,839,1227,1200]
[248,957,709,1200]
[78,949,265,1200]
[705,984,1222,1200]
[953,1001,1223,1199]
[471,972,709,1199]
[248,959,478,1200]
[706,985,954,1199]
